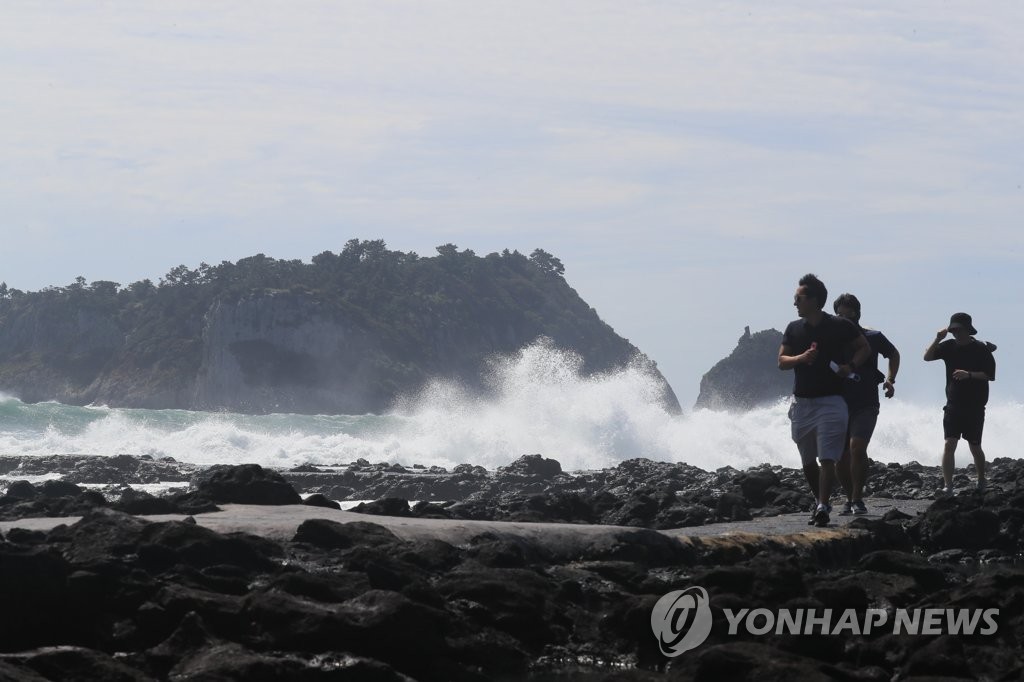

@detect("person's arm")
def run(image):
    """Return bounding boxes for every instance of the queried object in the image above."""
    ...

[952,348,995,382]
[779,343,815,370]
[924,328,947,361]
[837,333,870,378]
[952,368,991,381]
[883,348,900,398]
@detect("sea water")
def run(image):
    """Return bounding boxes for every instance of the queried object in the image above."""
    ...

[1,343,1021,473]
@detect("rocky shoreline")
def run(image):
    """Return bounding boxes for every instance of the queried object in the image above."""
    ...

[0,452,965,526]
[0,454,1022,680]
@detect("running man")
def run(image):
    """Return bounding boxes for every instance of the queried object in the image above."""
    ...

[779,274,870,527]
[832,293,900,515]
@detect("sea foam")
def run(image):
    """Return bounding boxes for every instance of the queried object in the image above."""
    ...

[1,343,1021,472]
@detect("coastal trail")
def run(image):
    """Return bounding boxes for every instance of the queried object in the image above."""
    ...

[0,496,933,557]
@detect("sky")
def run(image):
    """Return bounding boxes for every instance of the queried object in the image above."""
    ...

[1,1,1022,410]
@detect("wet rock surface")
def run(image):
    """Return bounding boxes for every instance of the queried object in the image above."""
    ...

[0,454,1022,679]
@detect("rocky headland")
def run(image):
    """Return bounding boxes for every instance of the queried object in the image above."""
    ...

[0,454,1021,680]
[0,244,680,415]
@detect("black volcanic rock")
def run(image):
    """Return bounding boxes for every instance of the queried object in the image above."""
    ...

[293,519,402,550]
[3,480,37,500]
[906,492,1004,552]
[301,493,341,509]
[695,326,791,410]
[735,468,782,506]
[191,463,302,505]
[112,489,180,515]
[351,497,413,517]
[5,457,1024,678]
[11,647,153,682]
[499,454,562,479]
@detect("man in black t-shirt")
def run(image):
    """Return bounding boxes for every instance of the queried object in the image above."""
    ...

[832,293,900,516]
[779,274,870,527]
[924,312,996,494]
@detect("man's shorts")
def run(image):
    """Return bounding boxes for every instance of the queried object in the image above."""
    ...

[847,405,880,442]
[789,395,849,466]
[943,405,985,444]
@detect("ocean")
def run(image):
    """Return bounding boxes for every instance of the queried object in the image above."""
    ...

[2,344,1022,473]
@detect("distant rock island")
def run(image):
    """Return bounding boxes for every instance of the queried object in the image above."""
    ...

[694,326,790,410]
[0,241,680,415]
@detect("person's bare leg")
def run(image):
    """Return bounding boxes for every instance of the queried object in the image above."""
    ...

[968,442,986,489]
[942,438,958,488]
[836,446,853,502]
[818,459,836,507]
[803,460,820,502]
[850,437,869,501]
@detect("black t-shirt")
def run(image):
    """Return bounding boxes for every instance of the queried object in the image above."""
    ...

[842,328,898,409]
[782,313,862,398]
[935,339,996,408]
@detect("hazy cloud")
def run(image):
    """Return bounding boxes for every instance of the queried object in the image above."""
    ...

[1,0,1022,405]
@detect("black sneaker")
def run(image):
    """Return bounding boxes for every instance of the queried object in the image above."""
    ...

[813,504,830,527]
[838,501,854,516]
[852,500,868,515]
[807,502,830,525]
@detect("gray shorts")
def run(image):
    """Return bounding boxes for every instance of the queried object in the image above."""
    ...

[789,395,849,466]
[848,405,880,441]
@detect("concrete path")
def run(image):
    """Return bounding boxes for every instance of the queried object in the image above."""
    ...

[0,497,932,556]
[666,496,932,538]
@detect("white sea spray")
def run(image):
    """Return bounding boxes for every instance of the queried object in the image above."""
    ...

[1,346,1022,472]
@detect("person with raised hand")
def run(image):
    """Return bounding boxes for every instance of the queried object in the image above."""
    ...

[924,312,996,495]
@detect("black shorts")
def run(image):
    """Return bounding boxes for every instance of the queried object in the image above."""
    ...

[943,405,985,444]
[847,405,880,441]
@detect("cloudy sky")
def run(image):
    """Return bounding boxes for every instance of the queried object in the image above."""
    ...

[2,1,1022,408]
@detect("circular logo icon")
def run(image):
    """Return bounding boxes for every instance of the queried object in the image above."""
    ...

[651,586,713,656]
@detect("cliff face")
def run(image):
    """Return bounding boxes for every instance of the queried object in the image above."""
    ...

[694,327,791,411]
[0,248,681,415]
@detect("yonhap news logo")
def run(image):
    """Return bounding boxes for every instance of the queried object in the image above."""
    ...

[650,586,714,656]
[651,585,999,657]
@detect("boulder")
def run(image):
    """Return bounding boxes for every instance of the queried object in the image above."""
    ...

[499,454,563,480]
[191,464,301,505]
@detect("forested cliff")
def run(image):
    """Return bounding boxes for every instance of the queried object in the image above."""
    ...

[0,241,680,414]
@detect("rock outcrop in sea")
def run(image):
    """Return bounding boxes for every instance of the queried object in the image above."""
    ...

[694,326,790,410]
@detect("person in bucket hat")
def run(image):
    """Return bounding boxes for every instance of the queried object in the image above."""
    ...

[924,312,996,495]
